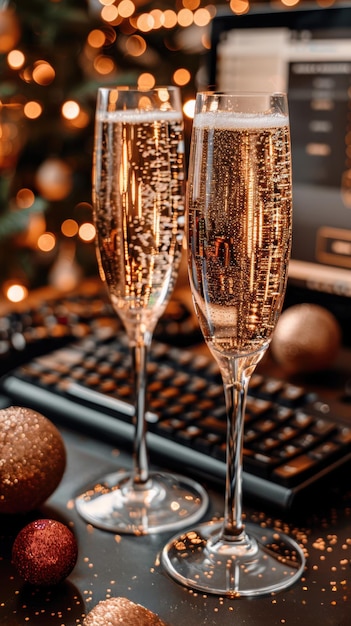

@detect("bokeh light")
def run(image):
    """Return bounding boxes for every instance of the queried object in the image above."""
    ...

[23,101,42,119]
[125,35,147,57]
[32,60,55,86]
[229,0,250,14]
[37,232,56,252]
[16,188,35,209]
[7,49,25,69]
[62,100,80,120]
[94,55,116,75]
[137,13,154,32]
[79,223,96,242]
[137,73,156,89]
[194,8,212,26]
[177,8,194,27]
[6,283,28,303]
[183,99,196,119]
[173,68,191,87]
[87,29,106,48]
[61,219,79,237]
[119,0,135,19]
[163,10,177,28]
[101,4,119,22]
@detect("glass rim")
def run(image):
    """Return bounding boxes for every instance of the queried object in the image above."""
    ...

[97,85,180,94]
[196,90,287,98]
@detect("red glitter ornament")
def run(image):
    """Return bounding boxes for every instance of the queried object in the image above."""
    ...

[12,519,78,586]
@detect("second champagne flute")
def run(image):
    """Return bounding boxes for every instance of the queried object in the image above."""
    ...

[162,91,305,595]
[75,86,208,535]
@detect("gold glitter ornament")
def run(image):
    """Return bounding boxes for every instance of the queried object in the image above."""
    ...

[270,303,342,375]
[83,597,168,626]
[0,406,66,514]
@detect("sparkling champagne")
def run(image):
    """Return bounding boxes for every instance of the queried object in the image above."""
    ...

[93,110,185,332]
[188,113,292,356]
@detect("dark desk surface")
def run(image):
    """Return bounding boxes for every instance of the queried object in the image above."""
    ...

[1,417,351,626]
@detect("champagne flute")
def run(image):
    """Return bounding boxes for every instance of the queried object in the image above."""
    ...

[162,92,305,595]
[75,86,208,534]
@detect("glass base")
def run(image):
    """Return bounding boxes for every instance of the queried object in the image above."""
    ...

[75,470,209,535]
[162,519,305,597]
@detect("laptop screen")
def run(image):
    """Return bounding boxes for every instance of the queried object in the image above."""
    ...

[208,3,351,311]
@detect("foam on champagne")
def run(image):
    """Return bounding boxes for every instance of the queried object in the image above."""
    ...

[97,109,182,124]
[194,111,289,130]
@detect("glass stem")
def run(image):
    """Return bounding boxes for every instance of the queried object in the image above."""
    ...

[221,356,251,542]
[131,338,151,486]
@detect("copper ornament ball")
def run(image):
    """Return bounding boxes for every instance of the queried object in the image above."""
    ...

[12,518,78,586]
[271,303,342,375]
[83,597,167,626]
[0,406,66,514]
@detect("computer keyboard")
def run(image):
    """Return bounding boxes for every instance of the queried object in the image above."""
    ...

[1,292,351,511]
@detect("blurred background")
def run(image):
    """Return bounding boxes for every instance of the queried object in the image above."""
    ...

[0,0,338,302]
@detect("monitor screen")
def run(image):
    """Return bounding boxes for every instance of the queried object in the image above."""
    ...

[208,3,351,338]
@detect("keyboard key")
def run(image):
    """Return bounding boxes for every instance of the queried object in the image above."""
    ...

[279,384,307,406]
[272,454,317,485]
[198,416,227,436]
[310,441,340,462]
[311,419,337,438]
[335,427,351,445]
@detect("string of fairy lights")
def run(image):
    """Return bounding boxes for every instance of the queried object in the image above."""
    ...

[0,0,338,302]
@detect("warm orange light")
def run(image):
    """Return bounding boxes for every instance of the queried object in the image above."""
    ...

[16,188,35,209]
[183,99,196,119]
[21,66,32,83]
[183,0,200,9]
[194,8,212,27]
[35,158,73,201]
[280,0,300,5]
[61,219,79,237]
[137,73,155,90]
[163,10,177,29]
[62,100,80,120]
[93,55,116,75]
[150,9,163,29]
[87,29,106,48]
[177,8,194,27]
[32,60,55,86]
[7,49,25,69]
[24,101,42,119]
[119,0,135,18]
[158,88,170,103]
[229,0,250,14]
[137,13,154,32]
[101,4,118,22]
[37,232,56,252]
[173,68,191,87]
[68,110,90,129]
[79,222,96,242]
[6,283,28,303]
[125,35,147,57]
